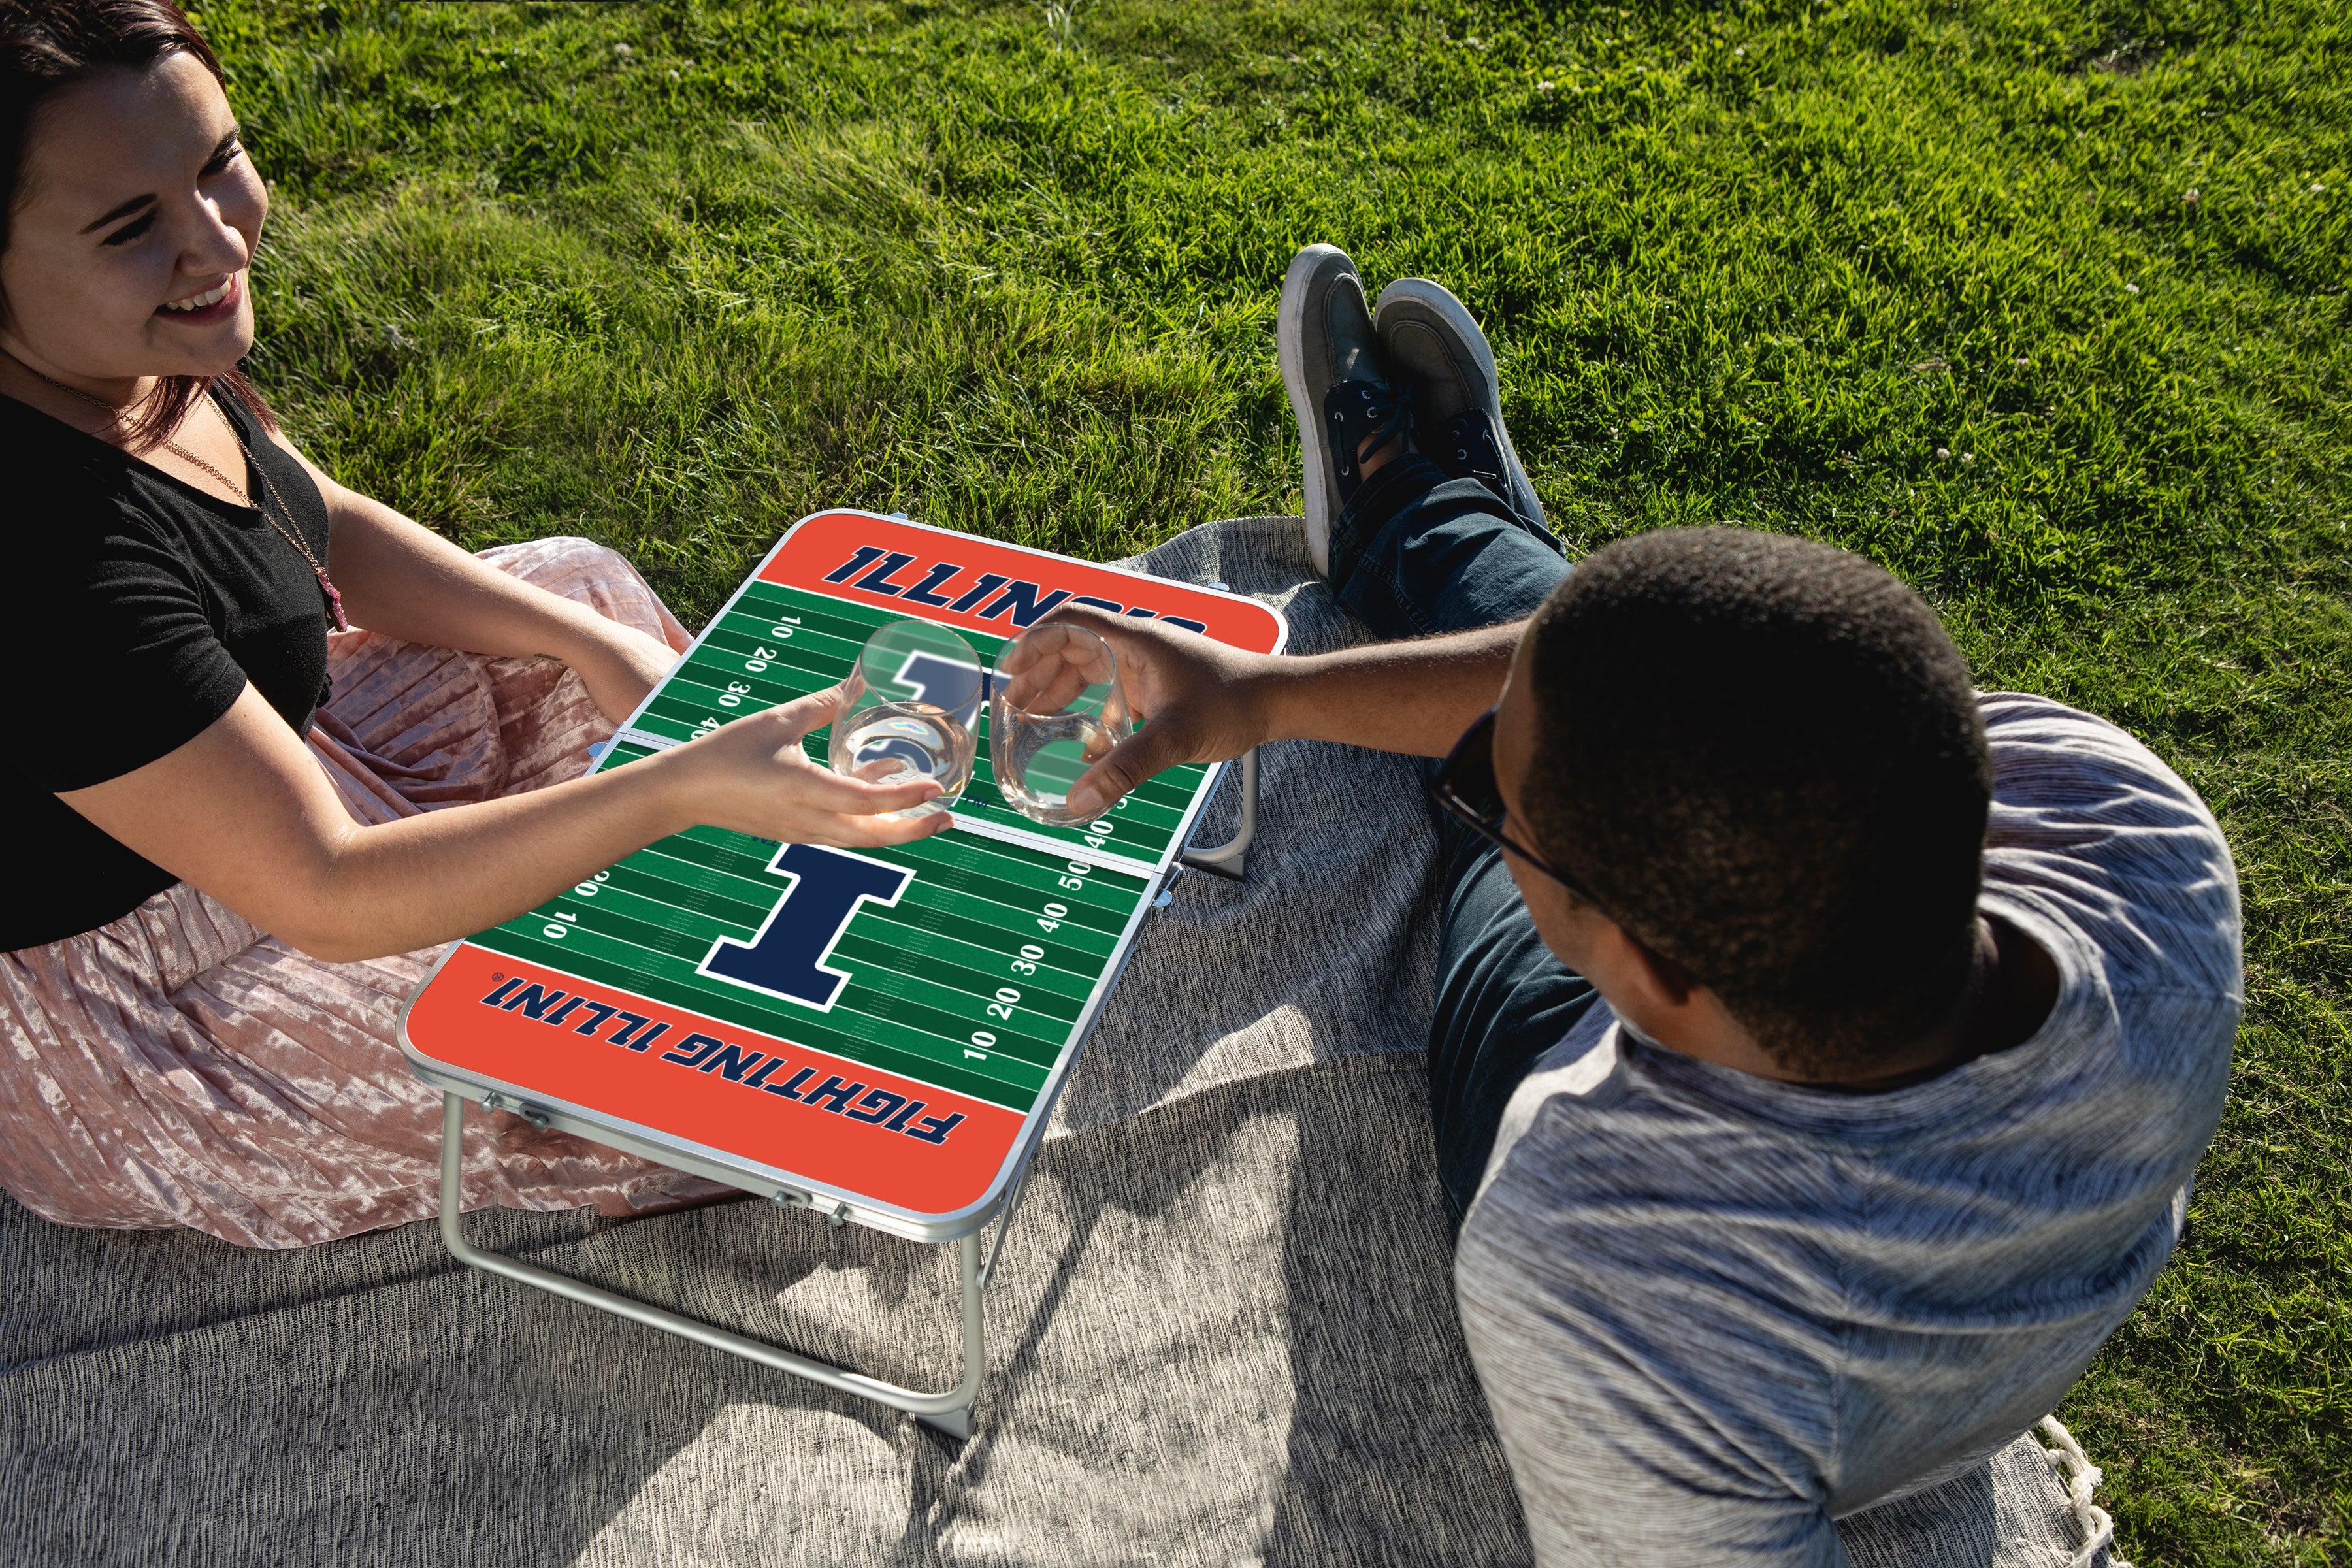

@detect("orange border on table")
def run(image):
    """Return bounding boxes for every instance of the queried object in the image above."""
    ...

[408,943,1024,1217]
[764,512,1286,653]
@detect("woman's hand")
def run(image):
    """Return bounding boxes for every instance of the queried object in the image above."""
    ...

[647,686,953,847]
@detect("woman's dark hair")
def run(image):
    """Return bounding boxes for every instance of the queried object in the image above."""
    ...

[0,0,272,446]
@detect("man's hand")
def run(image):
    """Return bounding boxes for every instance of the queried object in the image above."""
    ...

[1041,606,1279,819]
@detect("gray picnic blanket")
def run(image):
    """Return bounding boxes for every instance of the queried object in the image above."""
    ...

[0,517,2109,1566]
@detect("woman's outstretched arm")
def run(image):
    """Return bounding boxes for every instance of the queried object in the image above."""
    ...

[59,684,943,962]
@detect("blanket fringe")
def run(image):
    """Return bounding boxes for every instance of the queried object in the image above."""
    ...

[2038,1415,2131,1568]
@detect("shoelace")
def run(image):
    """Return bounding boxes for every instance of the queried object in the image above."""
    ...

[1328,374,1417,480]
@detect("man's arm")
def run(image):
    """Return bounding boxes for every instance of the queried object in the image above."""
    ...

[1047,604,1525,819]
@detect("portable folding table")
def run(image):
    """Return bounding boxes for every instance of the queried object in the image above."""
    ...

[399,511,1289,1437]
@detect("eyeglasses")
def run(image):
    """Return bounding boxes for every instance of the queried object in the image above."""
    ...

[1426,706,1604,907]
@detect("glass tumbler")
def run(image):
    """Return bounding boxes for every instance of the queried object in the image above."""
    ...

[827,619,983,818]
[989,623,1132,826]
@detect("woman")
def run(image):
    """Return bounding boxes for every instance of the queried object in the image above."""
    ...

[0,1,944,1247]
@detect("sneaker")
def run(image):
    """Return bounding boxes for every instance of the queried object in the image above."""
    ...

[1277,243,1410,575]
[1373,278,1555,545]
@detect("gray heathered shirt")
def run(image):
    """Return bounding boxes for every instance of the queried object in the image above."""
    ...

[1454,693,2240,1567]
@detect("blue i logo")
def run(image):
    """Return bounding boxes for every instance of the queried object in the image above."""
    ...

[700,844,913,1009]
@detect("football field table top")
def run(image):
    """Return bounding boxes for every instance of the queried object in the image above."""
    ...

[400,512,1289,1243]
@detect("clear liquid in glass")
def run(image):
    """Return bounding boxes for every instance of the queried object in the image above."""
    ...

[828,700,974,818]
[992,707,1120,826]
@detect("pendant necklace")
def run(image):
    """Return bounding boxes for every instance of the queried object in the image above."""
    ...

[13,364,348,631]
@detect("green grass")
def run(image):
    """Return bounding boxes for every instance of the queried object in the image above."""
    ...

[195,1,2347,1559]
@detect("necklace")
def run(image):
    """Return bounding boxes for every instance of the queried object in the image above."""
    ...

[11,361,348,632]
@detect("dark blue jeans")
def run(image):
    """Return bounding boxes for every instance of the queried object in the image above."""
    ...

[1329,456,1601,1236]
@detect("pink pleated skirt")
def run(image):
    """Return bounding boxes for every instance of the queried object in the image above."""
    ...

[0,538,728,1249]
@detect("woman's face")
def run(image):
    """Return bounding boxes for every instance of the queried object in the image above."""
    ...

[0,49,265,389]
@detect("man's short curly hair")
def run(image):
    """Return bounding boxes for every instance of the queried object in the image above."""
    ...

[1519,527,1991,1079]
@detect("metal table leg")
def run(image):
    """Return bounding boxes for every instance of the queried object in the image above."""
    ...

[436,1093,982,1439]
[1180,747,1258,879]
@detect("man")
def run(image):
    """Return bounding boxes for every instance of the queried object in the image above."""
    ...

[1051,244,2238,1564]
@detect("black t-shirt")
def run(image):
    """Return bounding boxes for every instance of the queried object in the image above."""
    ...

[0,387,335,949]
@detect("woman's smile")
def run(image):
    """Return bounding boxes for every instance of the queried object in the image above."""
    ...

[157,269,242,325]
